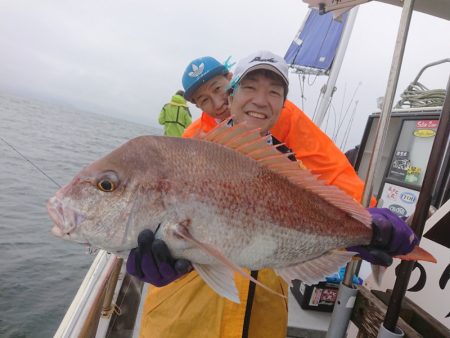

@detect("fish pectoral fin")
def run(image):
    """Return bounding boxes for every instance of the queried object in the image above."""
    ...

[193,263,240,303]
[275,250,355,285]
[174,225,287,302]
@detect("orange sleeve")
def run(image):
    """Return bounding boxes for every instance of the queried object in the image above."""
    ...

[182,112,218,139]
[182,118,203,138]
[271,100,376,206]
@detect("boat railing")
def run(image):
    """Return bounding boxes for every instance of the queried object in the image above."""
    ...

[54,250,122,338]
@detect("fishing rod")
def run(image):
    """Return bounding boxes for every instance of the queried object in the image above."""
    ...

[334,82,361,142]
[0,135,61,188]
[340,100,358,151]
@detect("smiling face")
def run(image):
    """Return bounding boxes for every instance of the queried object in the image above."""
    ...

[191,73,233,120]
[230,70,286,135]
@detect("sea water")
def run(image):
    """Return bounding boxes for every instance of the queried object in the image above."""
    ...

[0,93,160,338]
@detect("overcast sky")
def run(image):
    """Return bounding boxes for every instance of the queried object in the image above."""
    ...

[1,0,449,150]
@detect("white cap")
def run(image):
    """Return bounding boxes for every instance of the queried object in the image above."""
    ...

[231,50,289,88]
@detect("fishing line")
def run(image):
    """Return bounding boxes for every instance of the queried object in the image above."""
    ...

[335,82,362,140]
[154,223,161,236]
[0,135,61,188]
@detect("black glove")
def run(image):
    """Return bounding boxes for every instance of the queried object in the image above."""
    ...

[126,229,192,286]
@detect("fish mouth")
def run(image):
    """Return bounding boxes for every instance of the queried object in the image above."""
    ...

[47,196,87,243]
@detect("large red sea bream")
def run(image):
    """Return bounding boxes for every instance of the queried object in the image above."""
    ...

[47,122,433,302]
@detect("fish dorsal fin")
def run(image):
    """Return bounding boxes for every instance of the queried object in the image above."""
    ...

[174,224,287,303]
[275,250,355,285]
[200,118,372,227]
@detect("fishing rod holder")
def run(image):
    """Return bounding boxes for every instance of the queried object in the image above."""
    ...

[377,324,404,338]
[325,283,358,338]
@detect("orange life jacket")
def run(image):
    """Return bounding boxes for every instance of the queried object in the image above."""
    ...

[182,112,218,138]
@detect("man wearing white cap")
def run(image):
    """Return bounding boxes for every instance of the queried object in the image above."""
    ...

[130,52,295,338]
[128,51,362,338]
[129,52,296,338]
[229,51,289,133]
[130,51,370,338]
[128,50,417,338]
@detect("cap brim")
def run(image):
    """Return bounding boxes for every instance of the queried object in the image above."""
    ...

[239,64,289,87]
[184,67,228,102]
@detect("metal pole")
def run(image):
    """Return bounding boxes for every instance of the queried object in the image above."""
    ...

[345,0,416,286]
[411,58,450,85]
[326,283,358,338]
[314,7,358,127]
[347,0,414,298]
[327,1,415,337]
[343,0,415,286]
[360,0,415,207]
[382,75,450,332]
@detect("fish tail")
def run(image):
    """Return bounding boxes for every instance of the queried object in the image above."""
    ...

[394,245,436,263]
[371,246,436,285]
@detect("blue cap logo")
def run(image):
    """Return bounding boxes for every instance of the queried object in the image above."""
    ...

[188,63,205,78]
[182,56,228,101]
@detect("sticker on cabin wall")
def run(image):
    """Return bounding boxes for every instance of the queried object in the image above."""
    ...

[416,120,439,129]
[404,166,422,184]
[413,129,436,138]
[388,204,407,217]
[400,191,416,204]
[386,185,400,200]
[414,120,438,138]
[379,183,418,217]
[389,150,410,181]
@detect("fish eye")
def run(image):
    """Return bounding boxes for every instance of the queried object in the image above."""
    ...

[97,179,115,192]
[96,171,119,192]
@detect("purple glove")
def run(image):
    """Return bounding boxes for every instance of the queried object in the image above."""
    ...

[126,229,192,286]
[348,208,419,266]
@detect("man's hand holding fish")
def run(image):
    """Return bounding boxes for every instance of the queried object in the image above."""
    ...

[126,229,192,286]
